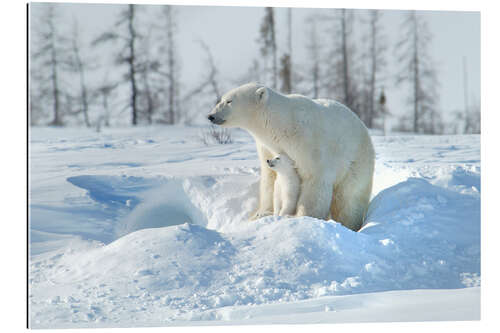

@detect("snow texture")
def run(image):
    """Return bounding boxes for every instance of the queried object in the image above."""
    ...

[28,126,480,328]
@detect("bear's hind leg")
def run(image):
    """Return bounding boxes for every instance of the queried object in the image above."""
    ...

[295,178,333,220]
[330,174,372,231]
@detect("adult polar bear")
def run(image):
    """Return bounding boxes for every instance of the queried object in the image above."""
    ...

[208,83,374,231]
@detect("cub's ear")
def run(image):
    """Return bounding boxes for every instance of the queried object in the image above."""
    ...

[255,87,269,105]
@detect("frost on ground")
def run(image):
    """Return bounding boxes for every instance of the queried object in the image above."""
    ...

[28,126,480,328]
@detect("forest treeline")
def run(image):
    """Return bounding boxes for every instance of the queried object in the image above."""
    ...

[29,4,480,134]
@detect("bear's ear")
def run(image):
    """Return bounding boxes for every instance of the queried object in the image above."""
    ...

[255,87,269,105]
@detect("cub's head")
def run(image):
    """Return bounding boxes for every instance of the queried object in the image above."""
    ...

[266,154,294,173]
[207,83,269,128]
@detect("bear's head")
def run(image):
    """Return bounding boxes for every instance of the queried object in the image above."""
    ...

[207,83,269,128]
[266,154,295,173]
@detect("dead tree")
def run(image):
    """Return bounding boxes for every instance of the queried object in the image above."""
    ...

[164,5,178,124]
[200,40,221,103]
[395,11,440,134]
[136,25,159,125]
[326,9,360,116]
[31,4,67,126]
[259,7,278,89]
[67,18,92,127]
[92,4,141,126]
[340,9,352,108]
[279,54,292,94]
[304,15,322,99]
[96,72,118,128]
[154,5,181,124]
[364,10,387,129]
[184,40,222,109]
[280,8,293,93]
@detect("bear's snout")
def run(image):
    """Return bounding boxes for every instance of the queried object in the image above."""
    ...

[207,113,225,125]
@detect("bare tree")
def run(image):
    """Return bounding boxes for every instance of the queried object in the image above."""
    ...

[164,5,179,124]
[96,71,118,128]
[259,7,278,89]
[184,40,222,109]
[93,4,141,126]
[326,9,360,116]
[452,97,480,134]
[154,5,181,124]
[279,54,292,94]
[66,18,93,127]
[136,25,160,125]
[363,10,388,129]
[31,4,67,126]
[280,8,293,93]
[340,9,352,108]
[126,5,139,126]
[461,56,479,134]
[466,98,481,134]
[395,10,440,134]
[29,56,50,126]
[304,15,323,99]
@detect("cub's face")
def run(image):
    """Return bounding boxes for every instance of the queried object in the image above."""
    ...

[266,155,280,169]
[207,83,269,128]
[266,154,294,173]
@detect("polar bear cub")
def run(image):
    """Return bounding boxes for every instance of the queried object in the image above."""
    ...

[266,153,300,216]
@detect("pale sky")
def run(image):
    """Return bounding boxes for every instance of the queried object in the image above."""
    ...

[30,2,480,126]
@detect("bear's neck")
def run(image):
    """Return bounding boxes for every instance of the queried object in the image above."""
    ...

[246,94,295,154]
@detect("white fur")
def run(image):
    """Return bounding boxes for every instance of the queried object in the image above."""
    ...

[267,154,300,216]
[208,83,375,231]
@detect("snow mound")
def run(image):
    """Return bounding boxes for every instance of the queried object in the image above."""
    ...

[31,176,480,323]
[116,179,209,238]
[29,128,480,327]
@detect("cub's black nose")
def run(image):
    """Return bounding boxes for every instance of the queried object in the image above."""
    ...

[266,159,270,163]
[208,115,215,122]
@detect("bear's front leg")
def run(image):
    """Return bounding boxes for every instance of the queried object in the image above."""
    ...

[250,143,276,220]
[295,177,333,220]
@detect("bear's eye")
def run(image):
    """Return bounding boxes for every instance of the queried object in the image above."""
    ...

[276,157,280,160]
[226,100,232,105]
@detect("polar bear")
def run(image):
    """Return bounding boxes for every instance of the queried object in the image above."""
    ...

[266,154,300,216]
[207,83,375,231]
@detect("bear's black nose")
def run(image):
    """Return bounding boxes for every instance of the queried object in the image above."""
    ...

[266,159,270,163]
[208,115,215,122]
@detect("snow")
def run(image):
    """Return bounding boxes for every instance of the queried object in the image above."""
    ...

[28,126,480,328]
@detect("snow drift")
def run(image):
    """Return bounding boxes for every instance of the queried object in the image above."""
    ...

[28,127,480,328]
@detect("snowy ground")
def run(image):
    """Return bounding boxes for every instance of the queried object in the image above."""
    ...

[28,126,480,328]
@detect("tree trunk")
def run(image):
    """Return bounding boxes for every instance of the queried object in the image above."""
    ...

[74,42,90,127]
[412,12,420,133]
[308,19,320,99]
[128,4,138,126]
[166,6,176,124]
[80,72,90,127]
[367,11,378,129]
[269,8,277,90]
[340,9,351,108]
[49,18,61,126]
[286,8,292,93]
